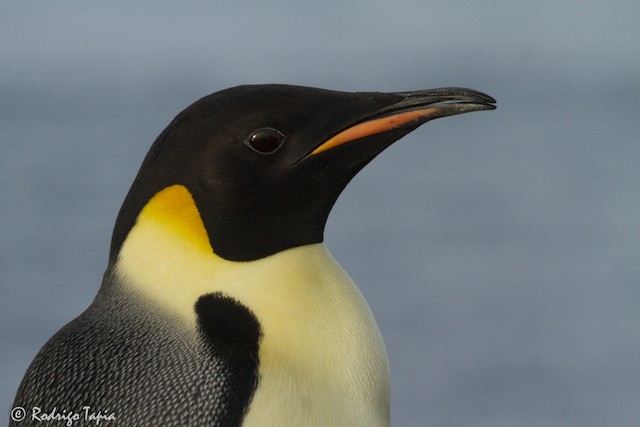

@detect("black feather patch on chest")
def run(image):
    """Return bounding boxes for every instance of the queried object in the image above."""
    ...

[195,293,262,425]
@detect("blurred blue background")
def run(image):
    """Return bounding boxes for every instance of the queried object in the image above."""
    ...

[2,1,639,425]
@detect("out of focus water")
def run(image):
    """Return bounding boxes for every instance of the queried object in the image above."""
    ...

[2,1,639,425]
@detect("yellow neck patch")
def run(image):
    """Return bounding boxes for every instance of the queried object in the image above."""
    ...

[138,185,212,253]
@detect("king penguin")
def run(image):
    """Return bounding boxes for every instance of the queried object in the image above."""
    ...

[12,84,495,426]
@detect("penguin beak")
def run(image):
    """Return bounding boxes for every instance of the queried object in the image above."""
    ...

[311,88,496,155]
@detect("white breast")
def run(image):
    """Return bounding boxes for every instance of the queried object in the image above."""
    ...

[116,215,390,427]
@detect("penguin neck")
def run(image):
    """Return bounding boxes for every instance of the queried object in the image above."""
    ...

[110,184,342,327]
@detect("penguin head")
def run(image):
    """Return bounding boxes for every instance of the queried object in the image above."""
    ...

[110,84,495,262]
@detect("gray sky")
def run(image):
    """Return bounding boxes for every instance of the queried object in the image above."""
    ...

[2,1,639,425]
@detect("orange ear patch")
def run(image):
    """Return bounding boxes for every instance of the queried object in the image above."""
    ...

[139,185,213,253]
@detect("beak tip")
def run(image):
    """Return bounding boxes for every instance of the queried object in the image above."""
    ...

[480,92,497,105]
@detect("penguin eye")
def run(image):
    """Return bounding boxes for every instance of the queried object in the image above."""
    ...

[244,129,284,154]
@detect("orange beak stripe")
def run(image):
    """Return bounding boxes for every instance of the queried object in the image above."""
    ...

[311,107,439,155]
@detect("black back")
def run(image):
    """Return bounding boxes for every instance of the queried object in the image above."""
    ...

[12,272,262,427]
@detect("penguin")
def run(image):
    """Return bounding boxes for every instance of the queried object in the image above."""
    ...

[12,84,495,426]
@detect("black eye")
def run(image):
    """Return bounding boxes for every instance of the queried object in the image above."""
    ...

[244,128,284,154]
